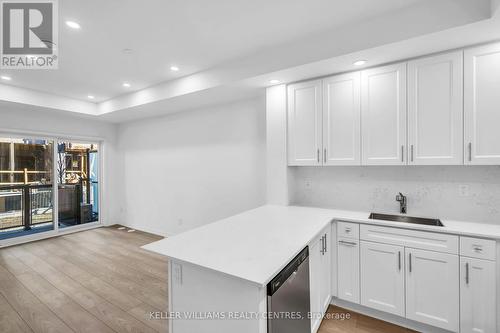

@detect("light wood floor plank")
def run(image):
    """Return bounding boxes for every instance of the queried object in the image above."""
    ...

[0,263,73,333]
[0,292,33,333]
[32,239,167,310]
[19,243,144,312]
[56,238,168,294]
[61,232,167,282]
[127,303,168,333]
[5,246,156,333]
[15,272,115,333]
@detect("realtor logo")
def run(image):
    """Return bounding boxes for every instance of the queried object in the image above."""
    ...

[1,0,58,69]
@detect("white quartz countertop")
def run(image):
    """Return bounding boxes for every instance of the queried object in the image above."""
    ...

[142,205,500,286]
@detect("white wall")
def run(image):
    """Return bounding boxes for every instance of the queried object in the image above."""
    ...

[116,97,266,236]
[290,166,500,224]
[0,103,120,225]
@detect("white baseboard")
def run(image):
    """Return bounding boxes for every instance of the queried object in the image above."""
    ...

[330,298,454,333]
[118,223,167,238]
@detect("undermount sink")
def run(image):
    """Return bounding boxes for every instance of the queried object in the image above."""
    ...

[369,213,444,227]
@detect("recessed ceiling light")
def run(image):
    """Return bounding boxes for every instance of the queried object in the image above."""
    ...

[1,75,12,81]
[122,82,131,88]
[269,79,281,84]
[65,21,81,29]
[353,60,367,66]
[170,66,179,71]
[87,95,95,99]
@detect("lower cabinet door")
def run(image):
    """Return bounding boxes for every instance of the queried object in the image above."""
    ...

[460,257,497,333]
[337,237,360,303]
[360,241,405,316]
[405,248,459,332]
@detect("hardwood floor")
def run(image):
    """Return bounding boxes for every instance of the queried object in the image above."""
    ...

[318,306,418,333]
[0,226,415,333]
[0,226,168,333]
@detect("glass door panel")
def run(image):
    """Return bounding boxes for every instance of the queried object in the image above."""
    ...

[0,137,54,240]
[58,141,99,228]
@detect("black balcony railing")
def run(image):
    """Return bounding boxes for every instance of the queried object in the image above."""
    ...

[0,184,53,231]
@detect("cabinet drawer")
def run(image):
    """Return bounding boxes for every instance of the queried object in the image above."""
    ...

[460,237,496,261]
[337,222,359,239]
[360,224,458,254]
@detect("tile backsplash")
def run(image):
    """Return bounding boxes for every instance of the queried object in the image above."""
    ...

[289,166,500,224]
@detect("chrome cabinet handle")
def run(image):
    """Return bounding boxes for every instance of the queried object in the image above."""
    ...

[408,253,412,273]
[473,246,483,253]
[324,148,327,163]
[465,262,469,284]
[345,227,351,233]
[324,233,327,253]
[401,145,404,162]
[338,240,357,246]
[398,251,401,271]
[468,142,472,162]
[411,145,414,162]
[317,149,320,163]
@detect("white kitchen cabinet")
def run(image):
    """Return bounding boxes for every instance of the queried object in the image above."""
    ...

[460,257,496,333]
[408,51,463,165]
[405,248,459,332]
[322,72,361,165]
[309,226,331,333]
[464,42,500,165]
[361,62,407,165]
[360,241,405,316]
[337,237,359,304]
[287,80,323,166]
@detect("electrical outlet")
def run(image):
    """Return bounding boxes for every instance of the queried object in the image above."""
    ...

[459,184,470,197]
[305,180,313,189]
[173,262,182,285]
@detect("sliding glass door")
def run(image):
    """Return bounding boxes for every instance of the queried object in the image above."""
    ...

[0,134,102,243]
[0,137,54,240]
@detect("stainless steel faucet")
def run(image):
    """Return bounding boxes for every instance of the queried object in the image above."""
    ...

[396,192,407,214]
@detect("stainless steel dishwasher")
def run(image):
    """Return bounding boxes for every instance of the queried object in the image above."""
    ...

[267,247,310,333]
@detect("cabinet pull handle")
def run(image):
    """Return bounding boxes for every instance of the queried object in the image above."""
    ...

[338,240,357,246]
[324,233,327,253]
[324,148,327,163]
[408,253,412,273]
[320,236,324,255]
[398,251,401,271]
[401,145,404,162]
[411,145,414,162]
[473,246,483,253]
[317,149,320,163]
[465,262,469,284]
[468,142,472,162]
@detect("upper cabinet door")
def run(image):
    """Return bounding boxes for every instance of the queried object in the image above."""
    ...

[408,51,463,165]
[322,72,361,166]
[465,43,500,165]
[287,80,323,166]
[361,63,407,165]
